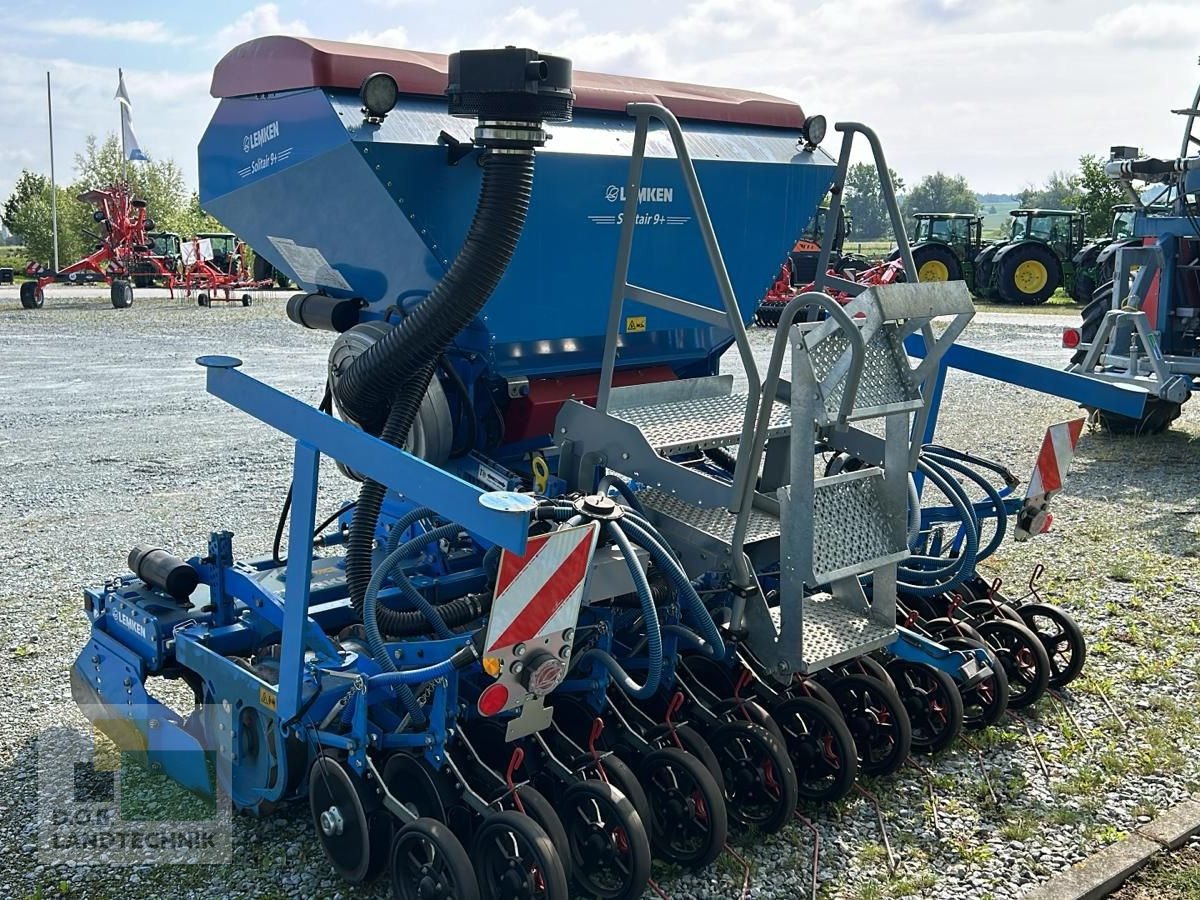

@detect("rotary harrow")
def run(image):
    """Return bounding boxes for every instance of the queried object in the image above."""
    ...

[72,37,1145,900]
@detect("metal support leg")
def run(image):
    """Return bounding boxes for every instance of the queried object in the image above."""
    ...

[278,441,320,722]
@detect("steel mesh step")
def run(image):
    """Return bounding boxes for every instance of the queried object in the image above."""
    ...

[770,593,895,671]
[637,487,780,545]
[810,469,907,582]
[806,325,921,419]
[611,393,790,454]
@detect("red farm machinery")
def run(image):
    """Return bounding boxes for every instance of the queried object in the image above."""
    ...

[19,183,178,309]
[179,232,273,306]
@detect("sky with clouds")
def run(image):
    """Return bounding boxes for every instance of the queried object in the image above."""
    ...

[2,0,1199,207]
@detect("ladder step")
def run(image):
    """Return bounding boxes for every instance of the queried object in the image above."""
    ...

[807,327,921,420]
[770,592,895,671]
[612,393,789,454]
[810,469,908,582]
[637,487,780,545]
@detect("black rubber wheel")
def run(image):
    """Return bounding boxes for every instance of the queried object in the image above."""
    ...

[1072,280,1111,365]
[1016,603,1087,688]
[771,695,858,803]
[252,253,274,283]
[473,809,569,900]
[789,674,840,710]
[560,779,651,900]
[1095,395,1184,435]
[197,293,210,307]
[706,721,798,833]
[940,636,1010,729]
[835,656,898,698]
[886,660,964,755]
[924,615,987,643]
[587,751,651,837]
[671,723,725,794]
[390,817,480,900]
[912,243,963,283]
[513,785,572,887]
[973,244,1002,299]
[19,281,44,309]
[381,752,453,823]
[960,601,1022,625]
[638,747,726,869]
[974,619,1051,709]
[997,242,1061,305]
[826,674,912,777]
[308,754,391,883]
[110,279,133,309]
[242,293,253,306]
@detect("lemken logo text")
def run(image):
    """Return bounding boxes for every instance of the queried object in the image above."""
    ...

[605,184,674,203]
[112,609,149,640]
[243,121,280,154]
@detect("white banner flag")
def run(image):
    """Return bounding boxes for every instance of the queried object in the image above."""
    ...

[115,70,148,162]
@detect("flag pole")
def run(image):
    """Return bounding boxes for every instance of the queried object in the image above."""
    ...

[47,71,59,273]
[118,68,128,183]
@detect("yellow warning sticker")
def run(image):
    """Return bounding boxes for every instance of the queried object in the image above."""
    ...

[625,316,647,333]
[259,686,277,712]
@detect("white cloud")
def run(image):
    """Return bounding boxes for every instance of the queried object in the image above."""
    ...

[345,26,411,48]
[1094,2,1200,47]
[27,17,189,45]
[213,4,311,50]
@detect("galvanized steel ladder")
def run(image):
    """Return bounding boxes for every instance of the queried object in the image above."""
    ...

[555,103,973,677]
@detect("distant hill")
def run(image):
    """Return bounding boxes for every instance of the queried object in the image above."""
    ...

[977,196,1022,237]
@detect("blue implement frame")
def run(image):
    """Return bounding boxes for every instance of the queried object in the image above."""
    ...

[197,356,531,720]
[904,338,1148,450]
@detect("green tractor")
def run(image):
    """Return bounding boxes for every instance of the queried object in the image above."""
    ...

[1069,204,1169,304]
[974,209,1085,304]
[906,213,985,287]
[132,231,182,288]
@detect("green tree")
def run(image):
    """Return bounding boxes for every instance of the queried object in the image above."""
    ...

[1018,170,1080,210]
[1074,154,1126,238]
[843,162,905,240]
[73,134,190,232]
[0,170,86,265]
[2,133,229,269]
[902,172,979,221]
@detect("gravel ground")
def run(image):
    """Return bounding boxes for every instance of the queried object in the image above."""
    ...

[1,285,1198,900]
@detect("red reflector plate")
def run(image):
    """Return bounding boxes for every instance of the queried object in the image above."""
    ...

[1062,328,1081,349]
[477,682,510,717]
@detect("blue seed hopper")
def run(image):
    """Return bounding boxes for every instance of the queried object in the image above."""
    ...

[199,36,835,379]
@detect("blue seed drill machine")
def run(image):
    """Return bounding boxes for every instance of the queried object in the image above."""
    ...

[72,36,1148,900]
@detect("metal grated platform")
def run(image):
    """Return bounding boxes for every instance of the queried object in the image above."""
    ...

[771,592,895,671]
[637,486,781,545]
[810,470,906,581]
[611,393,790,454]
[806,326,920,417]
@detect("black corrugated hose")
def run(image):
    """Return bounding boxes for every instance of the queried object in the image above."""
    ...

[339,152,536,635]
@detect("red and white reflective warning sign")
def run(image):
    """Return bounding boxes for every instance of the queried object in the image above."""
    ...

[485,521,600,655]
[1016,418,1085,541]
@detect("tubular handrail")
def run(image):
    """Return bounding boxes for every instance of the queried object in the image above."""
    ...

[727,290,867,586]
[594,101,763,521]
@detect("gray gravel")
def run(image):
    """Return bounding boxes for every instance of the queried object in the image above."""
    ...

[1,286,1197,900]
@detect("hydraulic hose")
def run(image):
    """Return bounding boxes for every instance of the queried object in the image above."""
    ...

[619,517,725,659]
[342,152,537,633]
[384,506,437,554]
[894,459,980,596]
[363,523,464,669]
[575,520,662,700]
[921,450,1007,561]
